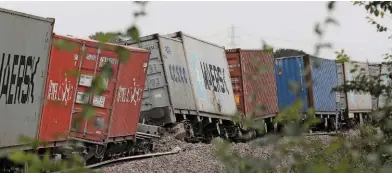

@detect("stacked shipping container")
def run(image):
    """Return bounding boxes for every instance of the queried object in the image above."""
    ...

[225,49,278,119]
[274,55,339,113]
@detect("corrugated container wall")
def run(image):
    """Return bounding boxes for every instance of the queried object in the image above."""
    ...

[225,49,278,118]
[0,8,54,148]
[378,63,392,108]
[275,56,339,113]
[166,32,237,117]
[340,61,372,111]
[369,64,381,110]
[309,57,339,113]
[59,35,149,142]
[128,34,197,125]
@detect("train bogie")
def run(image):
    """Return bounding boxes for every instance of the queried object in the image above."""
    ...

[0,7,54,154]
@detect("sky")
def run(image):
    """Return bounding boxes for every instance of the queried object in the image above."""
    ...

[1,1,391,62]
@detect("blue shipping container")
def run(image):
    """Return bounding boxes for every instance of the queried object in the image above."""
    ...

[309,57,339,112]
[274,56,338,113]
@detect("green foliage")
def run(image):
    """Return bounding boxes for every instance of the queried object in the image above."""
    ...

[273,48,308,58]
[5,1,149,173]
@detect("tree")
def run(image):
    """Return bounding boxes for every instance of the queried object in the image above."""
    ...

[273,48,308,58]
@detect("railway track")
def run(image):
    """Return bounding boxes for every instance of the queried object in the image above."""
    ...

[50,147,181,173]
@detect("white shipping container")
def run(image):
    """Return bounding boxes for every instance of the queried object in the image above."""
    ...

[343,61,372,111]
[0,8,54,150]
[166,32,237,117]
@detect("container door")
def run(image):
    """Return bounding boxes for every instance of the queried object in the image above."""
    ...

[39,37,79,142]
[70,45,113,142]
[226,51,244,115]
[275,57,308,112]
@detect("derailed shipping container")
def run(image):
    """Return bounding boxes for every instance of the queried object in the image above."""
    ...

[40,34,149,143]
[378,63,392,108]
[337,61,372,112]
[128,32,236,125]
[127,34,197,125]
[275,56,339,113]
[165,32,237,118]
[225,49,278,119]
[0,8,54,150]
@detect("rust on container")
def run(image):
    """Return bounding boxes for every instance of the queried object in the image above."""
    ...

[225,49,278,119]
[39,34,80,142]
[42,34,150,143]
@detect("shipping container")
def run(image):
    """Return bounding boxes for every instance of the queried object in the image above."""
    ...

[369,63,381,110]
[337,61,372,112]
[165,32,237,118]
[0,8,54,149]
[42,34,149,143]
[275,55,339,113]
[378,63,392,108]
[125,34,197,125]
[225,49,278,119]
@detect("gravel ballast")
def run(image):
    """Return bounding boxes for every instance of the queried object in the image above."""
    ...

[99,130,359,173]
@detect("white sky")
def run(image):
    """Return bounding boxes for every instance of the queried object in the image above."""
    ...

[1,1,391,62]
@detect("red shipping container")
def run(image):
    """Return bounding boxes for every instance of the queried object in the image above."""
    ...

[225,49,278,119]
[39,34,149,143]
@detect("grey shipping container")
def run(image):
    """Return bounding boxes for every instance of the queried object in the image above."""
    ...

[126,32,237,125]
[0,8,54,151]
[369,63,381,110]
[126,34,196,125]
[337,61,372,113]
[378,63,392,108]
[165,32,237,118]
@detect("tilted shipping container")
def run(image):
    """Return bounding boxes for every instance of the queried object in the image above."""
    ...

[225,49,278,119]
[275,56,339,113]
[165,32,237,118]
[39,34,149,143]
[127,32,237,125]
[337,61,372,112]
[378,63,392,108]
[369,63,381,110]
[126,34,197,125]
[0,8,54,151]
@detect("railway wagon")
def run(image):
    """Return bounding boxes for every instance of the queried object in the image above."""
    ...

[274,55,340,131]
[0,7,55,156]
[337,61,373,126]
[124,32,242,142]
[225,49,279,133]
[37,33,150,164]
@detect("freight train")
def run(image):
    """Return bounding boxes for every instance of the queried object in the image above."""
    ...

[0,6,390,172]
